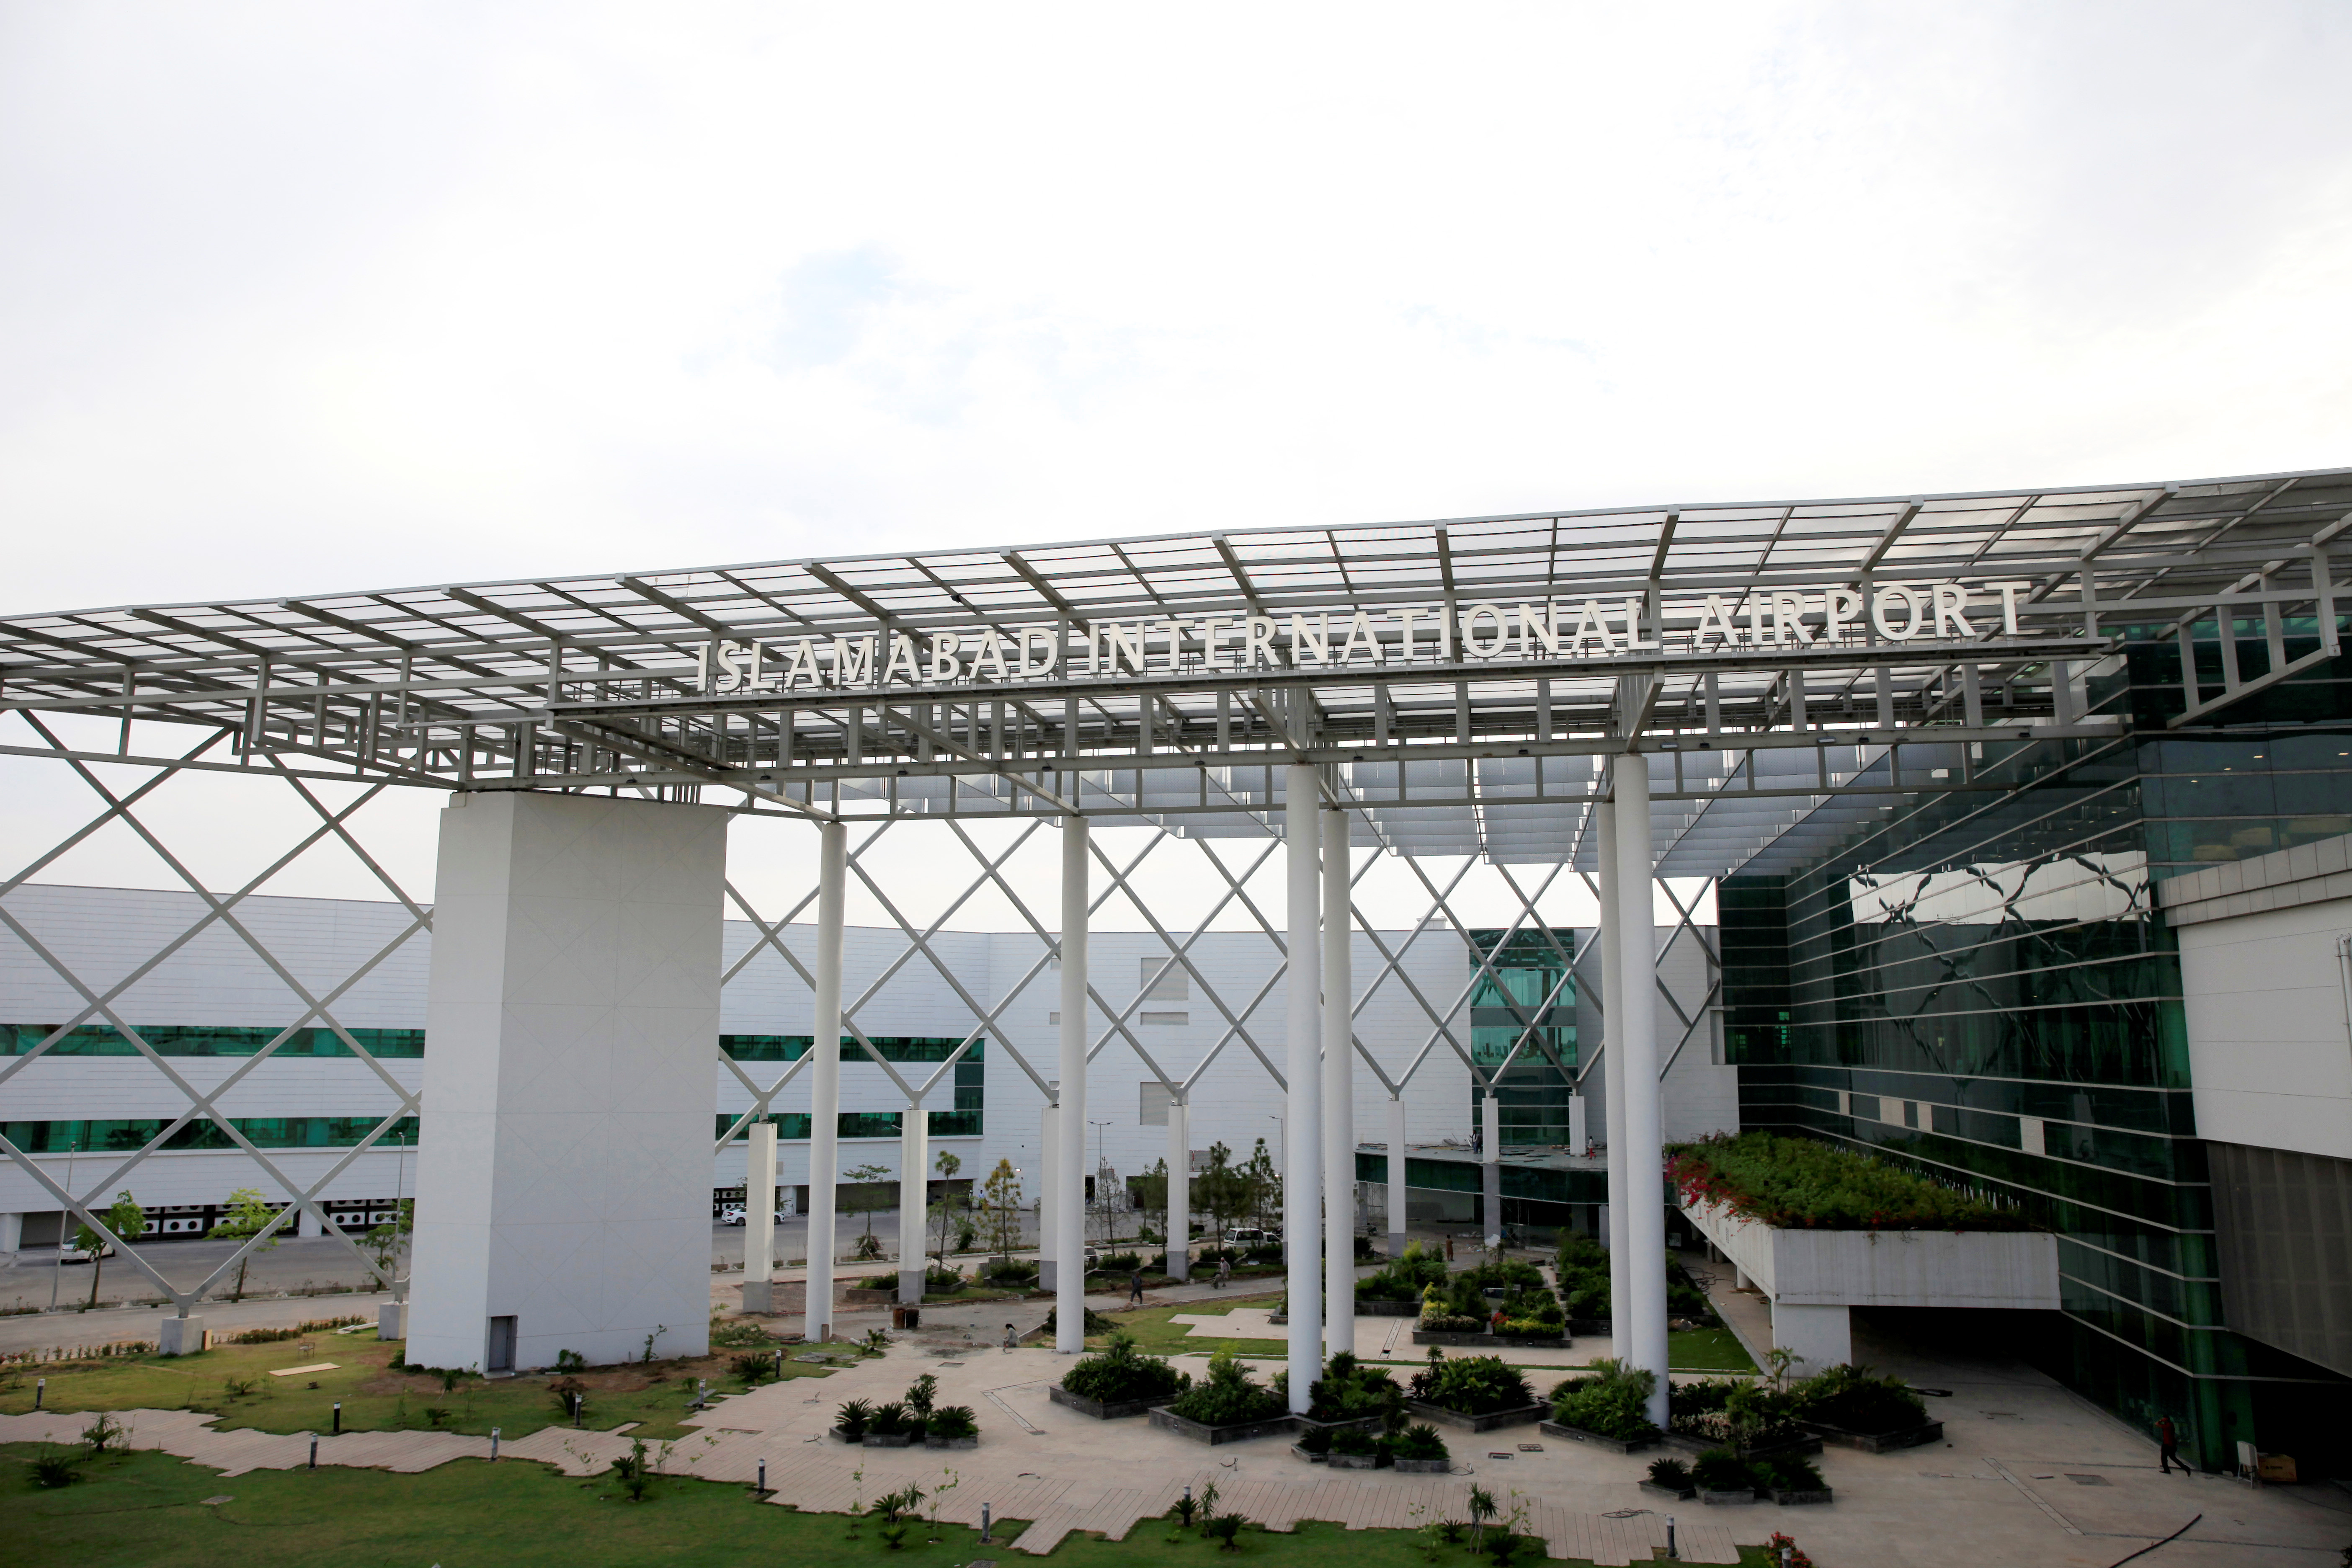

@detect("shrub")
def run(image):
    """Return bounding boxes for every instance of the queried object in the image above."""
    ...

[1754,1454,1825,1492]
[1408,1352,1532,1415]
[925,1405,977,1440]
[1548,1359,1660,1441]
[859,1274,898,1291]
[30,1450,82,1488]
[1295,1424,1332,1454]
[1094,1251,1142,1272]
[1063,1333,1190,1405]
[230,1326,303,1344]
[903,1374,939,1415]
[923,1266,965,1295]
[1165,1347,1284,1426]
[1670,1132,2036,1231]
[984,1259,1038,1285]
[549,1375,589,1415]
[1356,1242,1449,1302]
[1390,1422,1449,1462]
[869,1401,916,1436]
[708,1317,774,1348]
[1418,1313,1487,1333]
[834,1398,873,1439]
[1041,1305,1117,1336]
[1305,1351,1400,1423]
[609,1438,657,1502]
[1645,1457,1692,1490]
[1690,1448,1754,1491]
[1329,1425,1377,1457]
[1792,1364,1927,1434]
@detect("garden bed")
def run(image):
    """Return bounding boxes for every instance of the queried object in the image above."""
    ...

[1147,1406,1297,1446]
[1327,1451,1382,1470]
[843,1287,895,1305]
[1661,1431,1823,1460]
[860,1430,915,1448]
[1769,1485,1833,1505]
[1393,1457,1452,1475]
[1803,1418,1942,1453]
[1353,1298,1422,1317]
[1410,1329,1493,1348]
[1047,1385,1158,1421]
[1406,1400,1546,1434]
[1639,1479,1695,1501]
[1538,1418,1656,1454]
[1698,1487,1759,1506]
[923,1434,979,1450]
[1492,1332,1573,1350]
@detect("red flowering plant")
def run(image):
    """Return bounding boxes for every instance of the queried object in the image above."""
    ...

[1767,1530,1814,1568]
[1668,1133,2036,1232]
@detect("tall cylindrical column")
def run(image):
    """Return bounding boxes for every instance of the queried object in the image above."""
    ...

[898,1098,929,1306]
[1055,815,1090,1354]
[1283,765,1323,1410]
[1385,1095,1408,1258]
[1613,757,1670,1426]
[744,1120,779,1313]
[1039,1095,1059,1290]
[1166,1094,1191,1281]
[1322,807,1355,1359]
[804,819,847,1343]
[1596,797,1630,1346]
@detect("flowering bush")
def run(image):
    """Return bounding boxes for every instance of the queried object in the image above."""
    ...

[1669,1132,2035,1231]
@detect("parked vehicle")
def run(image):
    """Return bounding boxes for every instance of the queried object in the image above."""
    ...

[718,1206,747,1226]
[57,1241,113,1264]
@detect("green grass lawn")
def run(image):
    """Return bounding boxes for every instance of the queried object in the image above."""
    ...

[1,1443,1788,1566]
[0,1326,836,1443]
[1667,1326,1757,1373]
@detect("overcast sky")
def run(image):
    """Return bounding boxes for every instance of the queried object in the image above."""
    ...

[3,3,2349,927]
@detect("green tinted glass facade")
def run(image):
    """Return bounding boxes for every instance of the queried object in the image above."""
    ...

[1723,627,2352,1473]
[4,1024,426,1058]
[5,1115,418,1153]
[1467,929,1579,1147]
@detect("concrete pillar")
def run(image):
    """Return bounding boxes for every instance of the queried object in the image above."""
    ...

[805,819,847,1342]
[1038,1094,1059,1292]
[1284,764,1323,1410]
[897,1101,928,1305]
[298,1206,324,1239]
[1771,1301,1852,1375]
[377,1300,407,1341]
[407,792,727,1373]
[1596,797,1631,1341]
[1166,1095,1190,1281]
[2,1212,26,1253]
[1055,815,1090,1354]
[158,1316,206,1355]
[1322,806,1355,1359]
[1481,1092,1501,1240]
[1385,1096,1408,1258]
[742,1121,779,1313]
[1569,1090,1587,1153]
[1614,758,1670,1426]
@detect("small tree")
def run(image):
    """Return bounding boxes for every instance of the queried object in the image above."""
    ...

[841,1163,894,1256]
[979,1158,1023,1256]
[361,1197,413,1283]
[1241,1138,1281,1234]
[1131,1157,1168,1220]
[928,1150,965,1267]
[75,1191,144,1310]
[209,1188,284,1302]
[1200,1142,1249,1251]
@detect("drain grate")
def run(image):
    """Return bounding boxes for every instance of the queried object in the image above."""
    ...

[2065,1474,2112,1486]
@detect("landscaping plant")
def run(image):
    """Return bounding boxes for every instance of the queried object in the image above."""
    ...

[1670,1132,2035,1230]
[1062,1332,1189,1405]
[1408,1351,1532,1416]
[1792,1362,1928,1433]
[1645,1457,1693,1490]
[1690,1447,1755,1493]
[1165,1346,1283,1426]
[1390,1422,1449,1463]
[834,1398,873,1440]
[1547,1359,1659,1441]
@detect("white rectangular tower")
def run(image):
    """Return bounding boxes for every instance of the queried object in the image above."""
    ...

[405,792,727,1372]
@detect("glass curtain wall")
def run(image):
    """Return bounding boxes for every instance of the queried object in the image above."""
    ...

[1467,929,1579,1147]
[1725,625,2352,1474]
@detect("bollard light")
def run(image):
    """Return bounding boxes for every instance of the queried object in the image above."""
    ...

[308,1436,318,1470]
[758,1457,767,1493]
[332,1401,341,1435]
[1666,1515,1676,1560]
[490,1426,500,1462]
[34,1377,44,1410]
[980,1503,991,1543]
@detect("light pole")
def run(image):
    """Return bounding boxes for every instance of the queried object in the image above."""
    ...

[50,1135,80,1312]
[1088,1120,1112,1244]
[1267,1115,1284,1254]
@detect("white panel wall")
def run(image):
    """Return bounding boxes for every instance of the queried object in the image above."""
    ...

[2178,897,2352,1162]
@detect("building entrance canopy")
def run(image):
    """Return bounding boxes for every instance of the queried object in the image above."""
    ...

[5,466,2349,1407]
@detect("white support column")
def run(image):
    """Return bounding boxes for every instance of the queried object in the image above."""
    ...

[1166,1095,1191,1281]
[805,819,847,1343]
[743,1121,779,1313]
[1055,814,1089,1355]
[898,1099,928,1306]
[1284,764,1323,1409]
[1480,1091,1501,1239]
[1385,1096,1408,1258]
[1039,1094,1059,1292]
[1614,757,1670,1427]
[1596,797,1630,1344]
[1322,806,1354,1359]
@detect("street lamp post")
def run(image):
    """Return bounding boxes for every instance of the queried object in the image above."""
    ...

[50,1136,80,1312]
[1088,1120,1112,1243]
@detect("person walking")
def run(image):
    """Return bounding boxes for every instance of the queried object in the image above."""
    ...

[1215,1256,1231,1289]
[1129,1269,1145,1306]
[2156,1414,2188,1475]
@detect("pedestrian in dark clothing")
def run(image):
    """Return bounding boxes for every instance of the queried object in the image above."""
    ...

[2156,1414,2187,1475]
[1129,1270,1145,1305]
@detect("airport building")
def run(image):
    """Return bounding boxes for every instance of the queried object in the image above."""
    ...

[3,467,2348,1472]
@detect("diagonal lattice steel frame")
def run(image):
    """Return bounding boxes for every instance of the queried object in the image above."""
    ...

[0,715,429,1308]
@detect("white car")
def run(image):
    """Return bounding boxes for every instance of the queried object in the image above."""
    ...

[717,1207,747,1226]
[57,1240,113,1264]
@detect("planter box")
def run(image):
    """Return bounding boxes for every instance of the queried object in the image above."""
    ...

[1292,1414,1386,1443]
[1393,1457,1452,1475]
[924,1434,979,1450]
[1663,1431,1824,1460]
[1289,1444,1328,1463]
[862,1431,916,1447]
[1493,1333,1573,1350]
[844,1287,896,1305]
[1540,1419,1658,1455]
[1148,1406,1295,1446]
[1803,1418,1943,1453]
[1048,1385,1161,1421]
[1354,1298,1422,1317]
[831,1426,863,1443]
[1411,1329,1493,1347]
[1698,1488,1760,1506]
[1769,1487,1833,1506]
[1408,1400,1547,1434]
[1638,1480,1696,1501]
[1327,1451,1382,1470]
